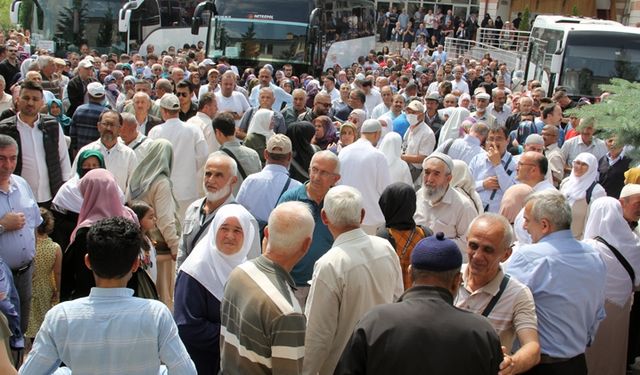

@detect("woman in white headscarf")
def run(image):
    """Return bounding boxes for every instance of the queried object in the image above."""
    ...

[378,132,413,186]
[174,203,256,375]
[560,152,606,239]
[244,108,274,166]
[437,107,470,146]
[582,197,640,375]
[451,160,483,215]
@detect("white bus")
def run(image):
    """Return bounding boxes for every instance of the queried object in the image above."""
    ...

[191,0,376,75]
[526,15,640,99]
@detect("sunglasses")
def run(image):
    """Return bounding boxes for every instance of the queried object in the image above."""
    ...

[176,92,190,97]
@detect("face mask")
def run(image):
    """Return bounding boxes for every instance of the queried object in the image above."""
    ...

[406,114,418,125]
[136,67,144,75]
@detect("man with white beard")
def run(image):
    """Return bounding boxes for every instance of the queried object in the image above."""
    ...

[414,152,478,258]
[176,152,261,270]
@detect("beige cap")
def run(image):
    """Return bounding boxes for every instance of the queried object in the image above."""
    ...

[407,100,425,113]
[620,184,640,199]
[159,94,180,110]
[266,134,292,154]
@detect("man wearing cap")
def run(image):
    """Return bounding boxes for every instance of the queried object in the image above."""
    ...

[66,58,96,117]
[456,214,540,374]
[506,190,606,374]
[335,232,504,375]
[304,185,403,375]
[401,100,436,185]
[149,93,209,218]
[415,152,477,253]
[69,81,107,155]
[424,92,445,135]
[620,184,640,230]
[72,110,138,193]
[472,93,496,127]
[237,134,302,229]
[338,119,391,234]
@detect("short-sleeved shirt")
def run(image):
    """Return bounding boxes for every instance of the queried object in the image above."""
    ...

[402,122,435,168]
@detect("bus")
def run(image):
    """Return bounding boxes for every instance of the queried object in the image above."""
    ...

[9,0,206,56]
[191,0,376,75]
[526,15,640,99]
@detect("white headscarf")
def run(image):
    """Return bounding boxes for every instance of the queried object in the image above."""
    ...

[560,152,599,205]
[247,108,275,141]
[52,175,126,214]
[451,160,483,214]
[438,107,470,146]
[179,204,256,300]
[378,132,413,186]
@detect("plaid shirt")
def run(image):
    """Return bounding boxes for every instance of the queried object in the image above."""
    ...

[69,102,106,152]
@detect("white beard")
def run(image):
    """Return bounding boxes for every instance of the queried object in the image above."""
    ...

[423,184,447,203]
[204,180,232,202]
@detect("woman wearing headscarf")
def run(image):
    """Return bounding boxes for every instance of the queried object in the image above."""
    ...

[244,108,274,166]
[60,169,137,301]
[47,99,71,134]
[305,80,320,108]
[377,183,430,290]
[583,197,640,375]
[103,75,123,110]
[378,132,412,186]
[437,107,470,146]
[287,121,317,183]
[127,139,181,309]
[51,150,107,251]
[174,204,256,375]
[312,115,339,151]
[560,152,606,239]
[451,160,483,215]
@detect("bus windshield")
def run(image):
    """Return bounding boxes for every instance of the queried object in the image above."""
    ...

[560,31,640,97]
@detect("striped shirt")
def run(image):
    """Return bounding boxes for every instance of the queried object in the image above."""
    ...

[455,266,538,349]
[220,255,306,375]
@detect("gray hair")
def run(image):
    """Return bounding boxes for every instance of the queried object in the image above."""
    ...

[292,88,306,98]
[120,112,137,126]
[310,150,340,174]
[0,135,18,150]
[469,213,514,250]
[36,55,54,70]
[133,91,151,102]
[323,185,363,227]
[259,87,274,97]
[470,122,489,138]
[524,190,572,230]
[207,151,238,178]
[268,201,315,254]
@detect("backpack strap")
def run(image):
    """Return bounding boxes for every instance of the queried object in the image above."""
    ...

[585,180,598,204]
[220,147,247,179]
[595,236,635,285]
[481,274,511,317]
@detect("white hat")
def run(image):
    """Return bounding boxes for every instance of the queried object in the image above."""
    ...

[78,59,94,69]
[361,119,382,133]
[159,93,180,110]
[620,184,640,199]
[476,92,491,100]
[86,82,105,97]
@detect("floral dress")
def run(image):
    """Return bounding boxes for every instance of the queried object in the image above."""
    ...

[26,237,58,338]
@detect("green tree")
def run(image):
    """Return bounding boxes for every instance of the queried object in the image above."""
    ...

[519,7,531,32]
[568,78,640,159]
[240,23,259,59]
[96,8,114,48]
[56,0,88,49]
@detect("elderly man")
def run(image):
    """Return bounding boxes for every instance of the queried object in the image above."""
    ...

[237,87,287,139]
[336,233,504,375]
[197,68,220,100]
[471,92,496,127]
[506,191,607,374]
[298,92,333,122]
[278,151,340,307]
[424,92,446,135]
[128,92,162,135]
[598,136,632,199]
[439,121,488,165]
[72,110,138,193]
[541,125,564,187]
[119,112,152,161]
[338,119,391,234]
[186,92,219,155]
[149,94,208,218]
[469,125,517,213]
[248,67,292,111]
[0,80,72,205]
[450,65,470,95]
[303,186,403,375]
[215,71,250,128]
[177,152,260,270]
[69,81,107,154]
[332,83,352,122]
[66,58,95,117]
[123,80,162,119]
[488,89,511,127]
[282,89,309,126]
[370,85,393,120]
[415,152,477,254]
[37,55,61,99]
[0,135,42,337]
[220,201,314,374]
[402,100,436,184]
[561,118,607,172]
[237,134,302,228]
[456,214,540,374]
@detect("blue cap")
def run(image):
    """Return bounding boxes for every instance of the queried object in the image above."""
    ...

[410,232,462,271]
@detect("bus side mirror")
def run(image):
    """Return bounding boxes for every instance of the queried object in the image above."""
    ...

[118,9,131,33]
[10,0,21,25]
[191,17,201,35]
[550,53,562,74]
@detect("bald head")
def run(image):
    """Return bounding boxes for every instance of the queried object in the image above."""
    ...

[267,201,315,255]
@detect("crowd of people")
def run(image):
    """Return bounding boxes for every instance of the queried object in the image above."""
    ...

[0,21,637,375]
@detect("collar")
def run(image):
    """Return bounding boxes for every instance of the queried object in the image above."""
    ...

[538,229,574,244]
[88,287,134,298]
[163,117,184,125]
[255,255,297,289]
[398,285,454,305]
[196,111,212,123]
[577,136,592,147]
[16,112,41,128]
[427,185,454,206]
[99,139,119,152]
[464,134,481,146]
[545,143,559,151]
[462,265,505,296]
[333,227,368,247]
[1,175,21,194]
[607,151,624,164]
[263,164,290,174]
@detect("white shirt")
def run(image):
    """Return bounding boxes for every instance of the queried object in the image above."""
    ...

[364,90,383,116]
[73,140,138,193]
[561,135,608,166]
[149,117,209,202]
[120,133,152,162]
[371,102,391,120]
[450,79,469,95]
[338,138,391,227]
[402,122,436,169]
[320,88,340,102]
[197,84,221,101]
[487,103,512,127]
[215,91,251,128]
[187,112,219,155]
[444,134,484,165]
[304,228,403,375]
[17,114,72,202]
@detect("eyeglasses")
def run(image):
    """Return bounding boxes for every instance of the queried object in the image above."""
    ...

[176,92,190,97]
[309,166,337,178]
[318,102,332,107]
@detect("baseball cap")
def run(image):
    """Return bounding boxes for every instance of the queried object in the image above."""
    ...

[159,94,180,110]
[86,82,105,97]
[266,134,292,154]
[424,92,440,102]
[78,59,94,69]
[407,100,425,113]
